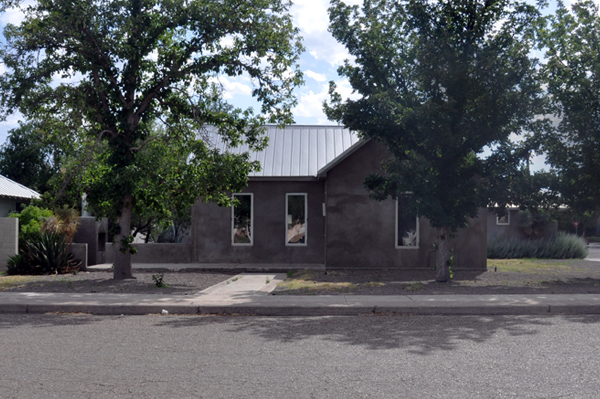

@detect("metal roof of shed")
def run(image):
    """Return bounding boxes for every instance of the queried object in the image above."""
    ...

[208,125,364,178]
[0,174,40,200]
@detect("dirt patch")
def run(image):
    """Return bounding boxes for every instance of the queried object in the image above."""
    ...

[273,259,600,295]
[0,270,238,295]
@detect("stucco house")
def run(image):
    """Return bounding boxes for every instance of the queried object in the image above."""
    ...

[0,174,40,216]
[191,125,487,270]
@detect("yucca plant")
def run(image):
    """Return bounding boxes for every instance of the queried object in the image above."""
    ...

[18,231,81,275]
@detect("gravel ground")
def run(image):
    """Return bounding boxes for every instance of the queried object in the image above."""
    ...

[2,259,600,295]
[0,270,238,295]
[273,259,600,295]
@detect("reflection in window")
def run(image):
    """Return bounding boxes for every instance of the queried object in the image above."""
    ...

[396,196,418,248]
[232,194,253,245]
[286,194,307,245]
[496,213,510,225]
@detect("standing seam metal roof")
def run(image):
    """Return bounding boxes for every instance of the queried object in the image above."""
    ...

[207,125,363,178]
[0,174,40,200]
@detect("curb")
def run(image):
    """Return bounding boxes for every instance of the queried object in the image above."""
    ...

[2,303,600,316]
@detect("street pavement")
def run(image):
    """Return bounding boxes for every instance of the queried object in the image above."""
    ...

[3,313,600,398]
[2,268,600,316]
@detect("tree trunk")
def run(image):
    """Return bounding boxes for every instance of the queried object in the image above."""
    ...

[435,227,451,282]
[113,195,135,280]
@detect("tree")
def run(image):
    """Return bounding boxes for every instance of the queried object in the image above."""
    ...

[0,0,303,279]
[541,0,600,214]
[326,0,546,281]
[0,122,61,193]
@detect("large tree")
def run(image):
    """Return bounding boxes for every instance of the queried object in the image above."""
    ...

[0,0,303,279]
[541,0,600,214]
[326,0,546,281]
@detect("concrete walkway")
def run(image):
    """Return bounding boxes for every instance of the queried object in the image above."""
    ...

[1,271,600,316]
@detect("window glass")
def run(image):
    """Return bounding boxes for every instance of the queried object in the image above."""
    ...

[232,194,253,245]
[287,194,307,245]
[397,196,418,248]
[496,213,510,225]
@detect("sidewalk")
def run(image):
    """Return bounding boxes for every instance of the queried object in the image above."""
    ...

[2,272,600,316]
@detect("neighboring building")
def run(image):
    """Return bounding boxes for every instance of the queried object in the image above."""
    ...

[0,174,40,271]
[0,174,40,216]
[487,208,558,242]
[191,125,487,270]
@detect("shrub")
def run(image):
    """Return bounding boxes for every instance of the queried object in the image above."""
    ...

[488,232,588,259]
[9,205,54,238]
[5,231,81,275]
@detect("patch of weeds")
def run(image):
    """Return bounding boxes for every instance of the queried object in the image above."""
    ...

[266,278,271,284]
[0,275,36,291]
[363,282,385,287]
[152,272,167,288]
[287,270,294,278]
[67,281,73,289]
[405,281,425,291]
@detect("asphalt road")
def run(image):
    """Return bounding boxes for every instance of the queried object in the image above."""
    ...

[1,314,600,398]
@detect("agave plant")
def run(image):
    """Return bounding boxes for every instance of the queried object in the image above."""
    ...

[22,231,80,274]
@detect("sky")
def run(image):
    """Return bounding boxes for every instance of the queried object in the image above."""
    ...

[0,0,596,171]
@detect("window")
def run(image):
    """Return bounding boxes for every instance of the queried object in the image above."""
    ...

[232,193,253,245]
[496,212,510,225]
[396,196,419,248]
[286,193,307,246]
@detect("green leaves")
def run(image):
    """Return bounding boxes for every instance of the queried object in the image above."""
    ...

[539,0,600,214]
[327,0,545,231]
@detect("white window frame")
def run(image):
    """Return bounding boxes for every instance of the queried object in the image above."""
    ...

[286,193,308,246]
[496,212,510,225]
[231,193,253,246]
[395,199,419,249]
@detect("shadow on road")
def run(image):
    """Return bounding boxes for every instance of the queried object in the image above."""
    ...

[152,313,600,355]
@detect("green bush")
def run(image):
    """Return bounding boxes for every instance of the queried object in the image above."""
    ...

[5,231,81,275]
[9,205,54,238]
[588,236,600,243]
[488,232,588,259]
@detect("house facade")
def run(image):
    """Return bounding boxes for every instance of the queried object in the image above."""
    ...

[192,125,487,270]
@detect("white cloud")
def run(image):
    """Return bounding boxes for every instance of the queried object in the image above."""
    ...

[304,69,327,82]
[209,76,252,100]
[293,78,358,122]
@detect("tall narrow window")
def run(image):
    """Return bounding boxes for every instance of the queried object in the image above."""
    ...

[286,193,307,246]
[232,193,253,245]
[396,196,419,248]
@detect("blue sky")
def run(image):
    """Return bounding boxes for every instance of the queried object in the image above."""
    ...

[0,0,595,173]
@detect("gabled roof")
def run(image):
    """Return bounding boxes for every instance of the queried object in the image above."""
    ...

[208,125,365,179]
[0,174,40,200]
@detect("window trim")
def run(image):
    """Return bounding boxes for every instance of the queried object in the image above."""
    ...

[286,193,308,246]
[231,193,254,246]
[496,212,510,225]
[395,198,419,249]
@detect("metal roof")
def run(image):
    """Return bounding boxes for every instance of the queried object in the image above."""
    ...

[207,125,364,178]
[0,174,40,200]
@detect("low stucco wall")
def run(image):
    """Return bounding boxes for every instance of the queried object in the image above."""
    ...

[69,243,88,271]
[106,243,193,263]
[0,217,18,271]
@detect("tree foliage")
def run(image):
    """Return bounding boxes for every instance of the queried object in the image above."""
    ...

[0,122,62,193]
[326,0,546,281]
[0,0,303,279]
[541,0,600,214]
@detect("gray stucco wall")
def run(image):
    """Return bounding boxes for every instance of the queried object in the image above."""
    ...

[0,197,17,217]
[325,140,487,270]
[487,209,557,241]
[106,243,193,263]
[0,217,18,271]
[72,217,108,266]
[193,181,325,264]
